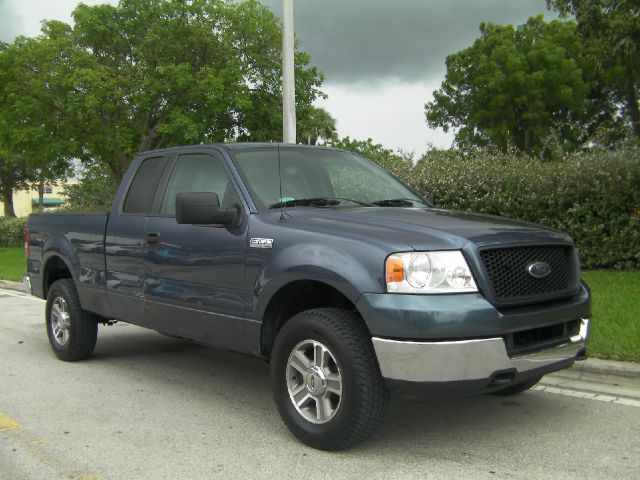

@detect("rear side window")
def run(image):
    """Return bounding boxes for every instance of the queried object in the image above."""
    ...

[160,153,231,217]
[122,156,165,214]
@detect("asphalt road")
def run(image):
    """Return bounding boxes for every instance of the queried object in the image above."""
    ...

[1,289,639,480]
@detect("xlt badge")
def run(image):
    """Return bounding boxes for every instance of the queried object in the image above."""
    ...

[250,238,274,249]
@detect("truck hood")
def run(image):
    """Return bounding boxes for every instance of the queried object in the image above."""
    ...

[284,207,573,251]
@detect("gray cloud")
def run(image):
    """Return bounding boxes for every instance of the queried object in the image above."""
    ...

[261,0,553,85]
[0,0,24,42]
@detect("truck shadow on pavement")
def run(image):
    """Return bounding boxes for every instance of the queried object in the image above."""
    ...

[92,324,584,456]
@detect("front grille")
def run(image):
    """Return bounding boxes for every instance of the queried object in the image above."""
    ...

[479,245,573,305]
[504,319,581,357]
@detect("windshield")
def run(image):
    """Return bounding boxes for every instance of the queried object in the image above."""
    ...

[229,147,428,212]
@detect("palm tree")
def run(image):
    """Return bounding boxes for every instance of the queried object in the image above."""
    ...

[298,107,338,145]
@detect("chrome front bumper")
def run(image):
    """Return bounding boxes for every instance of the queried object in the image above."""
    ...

[372,319,589,383]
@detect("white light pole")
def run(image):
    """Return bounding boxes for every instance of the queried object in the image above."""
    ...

[282,0,296,143]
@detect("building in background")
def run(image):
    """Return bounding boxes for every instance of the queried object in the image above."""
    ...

[0,182,72,217]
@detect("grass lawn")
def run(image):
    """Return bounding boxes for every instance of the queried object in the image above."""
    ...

[0,247,25,282]
[582,270,640,363]
[0,247,636,362]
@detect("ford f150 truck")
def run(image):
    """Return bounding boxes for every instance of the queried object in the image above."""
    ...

[25,143,590,450]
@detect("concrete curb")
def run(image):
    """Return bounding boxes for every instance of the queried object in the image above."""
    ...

[0,279,638,377]
[573,358,640,378]
[0,279,25,293]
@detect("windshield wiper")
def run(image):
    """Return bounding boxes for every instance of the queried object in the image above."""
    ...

[371,198,432,207]
[269,197,373,209]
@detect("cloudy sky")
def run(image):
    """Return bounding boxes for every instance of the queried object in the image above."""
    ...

[1,0,553,153]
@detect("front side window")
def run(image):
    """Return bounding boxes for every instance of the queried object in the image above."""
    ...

[230,147,426,211]
[161,153,231,217]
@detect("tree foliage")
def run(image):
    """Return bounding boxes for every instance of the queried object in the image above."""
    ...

[8,0,325,181]
[61,165,117,212]
[298,107,337,145]
[547,0,640,139]
[0,38,72,216]
[426,16,595,155]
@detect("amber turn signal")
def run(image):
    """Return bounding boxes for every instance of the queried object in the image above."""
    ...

[385,256,404,283]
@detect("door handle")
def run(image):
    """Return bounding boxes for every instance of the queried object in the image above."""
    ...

[145,232,161,246]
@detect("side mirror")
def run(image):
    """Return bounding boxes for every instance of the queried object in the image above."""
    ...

[175,192,240,227]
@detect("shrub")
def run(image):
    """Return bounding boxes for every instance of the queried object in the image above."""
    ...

[331,138,639,268]
[330,137,414,180]
[0,217,27,248]
[407,147,640,269]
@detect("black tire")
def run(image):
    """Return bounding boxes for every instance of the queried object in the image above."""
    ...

[46,279,98,361]
[270,308,387,451]
[488,375,543,396]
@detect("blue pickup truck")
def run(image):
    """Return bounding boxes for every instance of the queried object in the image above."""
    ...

[25,143,590,450]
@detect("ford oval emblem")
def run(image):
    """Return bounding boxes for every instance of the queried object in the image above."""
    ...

[527,261,551,279]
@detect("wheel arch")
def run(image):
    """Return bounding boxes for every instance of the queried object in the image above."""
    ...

[41,253,75,298]
[259,279,368,358]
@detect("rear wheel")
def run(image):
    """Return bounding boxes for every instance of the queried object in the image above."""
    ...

[46,279,98,361]
[488,375,543,396]
[271,308,387,451]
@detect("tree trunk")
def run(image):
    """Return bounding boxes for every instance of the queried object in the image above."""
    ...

[2,188,16,218]
[626,83,640,139]
[523,129,533,153]
[116,151,130,181]
[38,177,45,212]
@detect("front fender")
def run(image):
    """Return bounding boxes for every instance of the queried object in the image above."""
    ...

[250,242,382,322]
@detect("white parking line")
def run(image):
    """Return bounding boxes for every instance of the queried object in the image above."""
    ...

[0,289,44,302]
[534,385,640,408]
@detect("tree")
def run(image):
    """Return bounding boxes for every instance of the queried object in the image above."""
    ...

[298,107,337,145]
[61,164,117,212]
[425,16,591,155]
[0,152,28,218]
[0,37,72,216]
[14,0,325,181]
[547,0,640,139]
[0,44,15,216]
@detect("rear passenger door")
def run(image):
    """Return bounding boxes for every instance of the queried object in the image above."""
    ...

[143,149,252,352]
[106,154,169,324]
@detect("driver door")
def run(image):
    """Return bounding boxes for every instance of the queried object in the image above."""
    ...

[143,149,251,352]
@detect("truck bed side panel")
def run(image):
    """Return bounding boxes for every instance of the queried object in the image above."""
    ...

[28,213,109,316]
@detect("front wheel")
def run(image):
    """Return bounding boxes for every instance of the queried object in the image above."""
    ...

[271,308,387,450]
[46,279,98,361]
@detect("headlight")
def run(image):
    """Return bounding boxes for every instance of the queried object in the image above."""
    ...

[385,251,478,293]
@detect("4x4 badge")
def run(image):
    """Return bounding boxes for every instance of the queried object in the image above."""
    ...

[250,238,274,249]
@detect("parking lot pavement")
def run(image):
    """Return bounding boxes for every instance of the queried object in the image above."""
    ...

[1,289,639,480]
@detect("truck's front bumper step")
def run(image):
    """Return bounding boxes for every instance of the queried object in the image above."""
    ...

[372,318,589,383]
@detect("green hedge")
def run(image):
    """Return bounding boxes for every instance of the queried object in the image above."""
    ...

[406,148,640,269]
[0,217,27,248]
